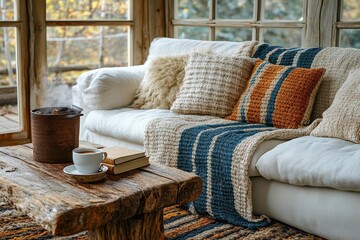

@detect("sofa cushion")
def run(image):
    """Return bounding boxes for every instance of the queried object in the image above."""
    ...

[256,136,360,192]
[75,65,146,110]
[171,52,255,117]
[311,69,360,143]
[84,107,282,176]
[227,59,325,128]
[146,38,258,65]
[84,108,178,145]
[252,44,360,120]
[131,55,189,109]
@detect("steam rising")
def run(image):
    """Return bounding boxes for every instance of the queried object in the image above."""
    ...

[43,83,73,107]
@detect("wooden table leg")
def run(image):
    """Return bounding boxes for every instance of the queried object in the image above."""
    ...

[88,209,164,240]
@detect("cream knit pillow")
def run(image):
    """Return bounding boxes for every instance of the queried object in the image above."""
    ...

[170,52,255,117]
[131,55,189,109]
[311,69,360,143]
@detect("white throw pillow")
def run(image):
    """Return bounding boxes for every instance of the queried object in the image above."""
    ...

[76,66,145,110]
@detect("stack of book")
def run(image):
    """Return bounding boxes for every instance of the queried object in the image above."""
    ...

[101,146,149,174]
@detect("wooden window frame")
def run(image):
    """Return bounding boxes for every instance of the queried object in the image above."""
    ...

[167,0,360,48]
[167,0,308,45]
[0,0,30,146]
[30,0,144,108]
[335,0,360,47]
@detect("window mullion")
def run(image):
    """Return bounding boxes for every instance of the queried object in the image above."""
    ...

[209,0,216,40]
[255,0,261,41]
[0,0,31,145]
[301,0,308,46]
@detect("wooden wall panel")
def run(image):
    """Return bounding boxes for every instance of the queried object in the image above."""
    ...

[29,0,46,108]
[303,0,338,47]
[133,0,167,65]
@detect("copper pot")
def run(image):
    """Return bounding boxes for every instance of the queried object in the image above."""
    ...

[31,106,83,163]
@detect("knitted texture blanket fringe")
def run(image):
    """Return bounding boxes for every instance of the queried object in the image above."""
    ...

[145,115,320,228]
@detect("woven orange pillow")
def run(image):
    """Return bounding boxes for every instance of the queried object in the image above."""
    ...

[227,59,325,128]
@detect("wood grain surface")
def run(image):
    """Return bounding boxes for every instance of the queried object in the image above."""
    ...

[0,143,202,237]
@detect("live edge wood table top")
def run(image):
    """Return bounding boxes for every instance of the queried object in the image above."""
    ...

[0,143,202,240]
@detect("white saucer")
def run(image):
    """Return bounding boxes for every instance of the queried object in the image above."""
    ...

[63,165,108,183]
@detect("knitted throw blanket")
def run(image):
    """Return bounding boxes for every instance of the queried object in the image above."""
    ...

[145,115,320,228]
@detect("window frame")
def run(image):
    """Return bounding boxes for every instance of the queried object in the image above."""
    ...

[1,0,145,146]
[0,0,30,146]
[31,0,143,108]
[168,0,360,49]
[335,0,360,47]
[168,0,308,45]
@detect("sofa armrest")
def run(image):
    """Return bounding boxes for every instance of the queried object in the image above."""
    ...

[73,65,146,110]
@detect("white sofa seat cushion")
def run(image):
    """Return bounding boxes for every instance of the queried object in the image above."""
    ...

[256,136,360,191]
[85,108,282,176]
[84,108,178,145]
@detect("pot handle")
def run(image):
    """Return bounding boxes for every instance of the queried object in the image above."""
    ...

[66,113,84,118]
[71,104,83,112]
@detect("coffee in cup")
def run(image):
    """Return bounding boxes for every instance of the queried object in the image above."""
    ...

[72,148,107,174]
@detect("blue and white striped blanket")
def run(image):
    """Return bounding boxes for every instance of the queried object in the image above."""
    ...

[178,122,275,228]
[145,115,319,228]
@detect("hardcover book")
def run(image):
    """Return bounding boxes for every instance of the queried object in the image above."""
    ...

[101,146,145,165]
[102,157,150,174]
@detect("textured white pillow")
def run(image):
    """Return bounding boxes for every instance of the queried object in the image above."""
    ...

[171,52,255,117]
[311,69,360,143]
[131,55,189,109]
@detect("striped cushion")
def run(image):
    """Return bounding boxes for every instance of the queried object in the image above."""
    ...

[252,43,322,68]
[252,44,360,121]
[171,52,255,117]
[227,59,325,129]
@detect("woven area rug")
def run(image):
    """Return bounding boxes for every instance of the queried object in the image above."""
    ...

[0,203,323,240]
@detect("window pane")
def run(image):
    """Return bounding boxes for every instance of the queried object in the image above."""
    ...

[174,26,209,40]
[46,0,130,20]
[341,0,360,21]
[175,0,209,19]
[263,0,303,21]
[339,29,360,48]
[0,27,20,133]
[216,27,252,42]
[47,26,129,87]
[261,28,302,47]
[0,0,15,21]
[216,0,253,20]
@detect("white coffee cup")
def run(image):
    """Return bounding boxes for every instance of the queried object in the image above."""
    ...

[72,148,107,174]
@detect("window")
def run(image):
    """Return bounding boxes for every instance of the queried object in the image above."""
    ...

[1,0,146,145]
[42,0,133,106]
[172,0,306,47]
[170,0,360,49]
[337,0,360,48]
[0,0,30,145]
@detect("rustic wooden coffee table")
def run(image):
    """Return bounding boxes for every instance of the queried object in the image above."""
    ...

[0,143,202,239]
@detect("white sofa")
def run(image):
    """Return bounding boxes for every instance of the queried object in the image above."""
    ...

[73,38,360,240]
